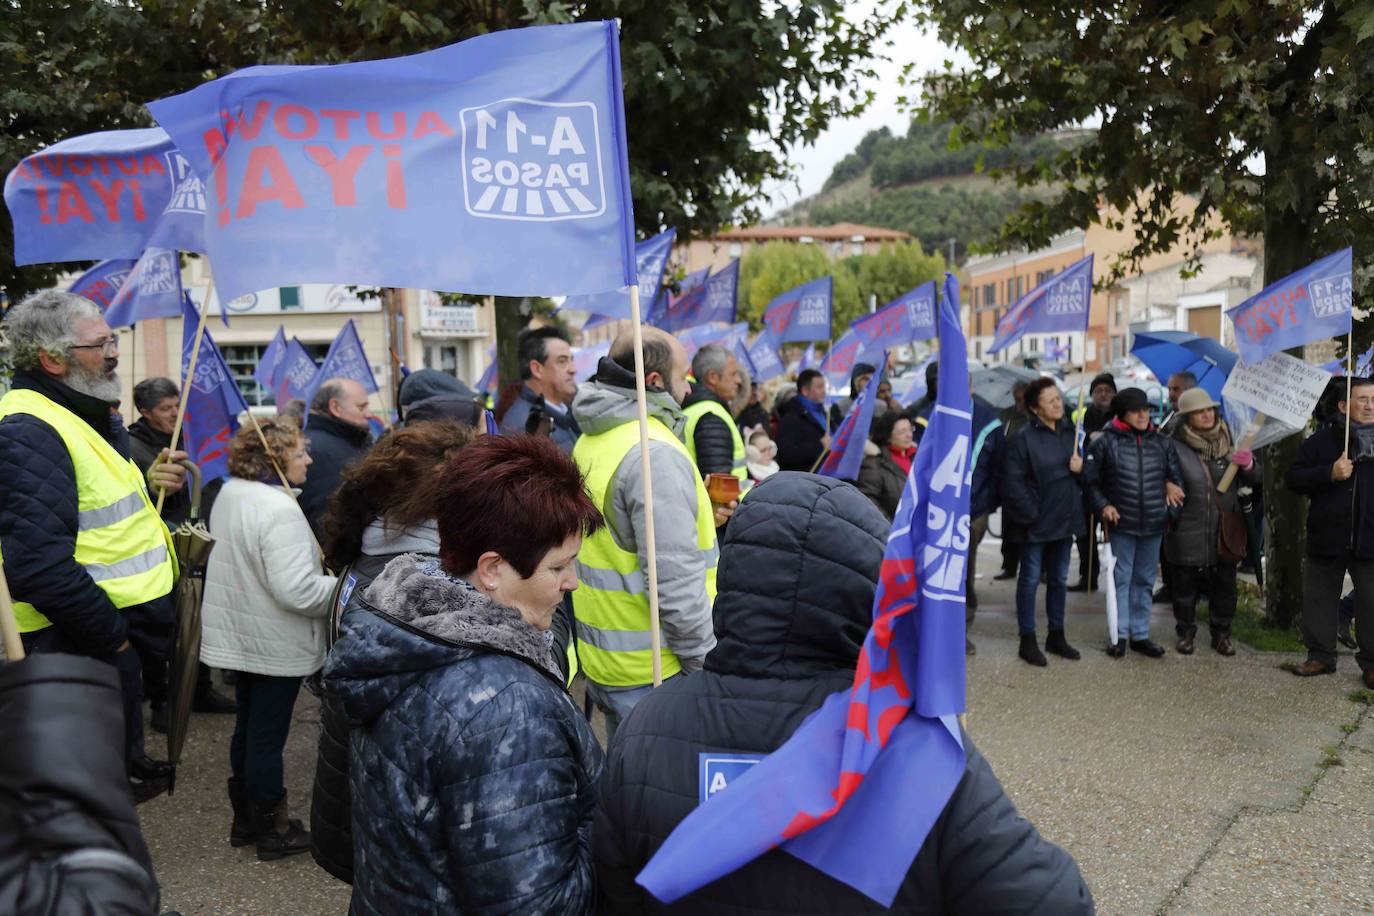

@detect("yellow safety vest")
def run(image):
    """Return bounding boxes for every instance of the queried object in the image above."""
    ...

[572,417,718,687]
[0,389,177,633]
[683,398,750,488]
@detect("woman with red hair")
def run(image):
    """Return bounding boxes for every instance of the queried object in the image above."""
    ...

[323,433,605,915]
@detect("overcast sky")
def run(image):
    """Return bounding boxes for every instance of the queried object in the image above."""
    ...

[761,14,968,216]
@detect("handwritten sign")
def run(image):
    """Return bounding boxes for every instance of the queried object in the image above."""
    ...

[1221,351,1331,430]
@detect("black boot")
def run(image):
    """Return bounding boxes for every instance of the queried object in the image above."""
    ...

[227,778,258,847]
[1106,639,1127,658]
[194,686,237,714]
[252,792,310,861]
[1045,629,1081,660]
[1018,634,1047,667]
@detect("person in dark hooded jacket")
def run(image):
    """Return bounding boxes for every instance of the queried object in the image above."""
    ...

[1084,387,1185,658]
[776,369,843,471]
[593,473,1093,914]
[324,434,605,915]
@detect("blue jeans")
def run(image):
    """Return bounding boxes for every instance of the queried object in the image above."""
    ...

[1016,538,1072,636]
[1110,532,1163,641]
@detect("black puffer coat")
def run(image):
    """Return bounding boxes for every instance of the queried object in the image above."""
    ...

[324,555,603,915]
[1166,428,1259,566]
[775,396,842,472]
[682,385,737,478]
[1286,424,1374,558]
[1000,415,1085,544]
[0,654,160,915]
[1083,420,1183,537]
[857,442,907,519]
[593,473,1093,915]
[298,413,371,538]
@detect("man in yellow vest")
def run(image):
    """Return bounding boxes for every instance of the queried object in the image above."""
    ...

[0,290,186,802]
[571,326,727,739]
[682,344,749,505]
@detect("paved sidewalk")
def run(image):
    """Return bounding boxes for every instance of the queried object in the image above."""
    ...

[139,535,1374,914]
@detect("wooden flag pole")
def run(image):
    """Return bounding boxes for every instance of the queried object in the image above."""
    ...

[1073,354,1089,458]
[1344,325,1354,459]
[627,285,663,687]
[1218,413,1266,493]
[0,563,23,661]
[155,284,213,516]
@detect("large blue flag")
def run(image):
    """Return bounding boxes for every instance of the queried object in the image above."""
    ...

[763,276,833,344]
[988,255,1093,354]
[638,273,971,906]
[104,247,185,327]
[746,327,786,383]
[304,320,379,412]
[180,296,250,481]
[1226,248,1352,365]
[6,127,207,265]
[254,327,288,389]
[561,228,675,320]
[646,265,708,331]
[69,259,136,312]
[818,354,885,481]
[700,259,741,327]
[852,280,937,350]
[147,22,636,303]
[273,338,320,407]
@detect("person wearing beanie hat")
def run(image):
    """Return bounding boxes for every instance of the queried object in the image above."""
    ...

[1165,386,1257,657]
[397,369,476,414]
[833,362,878,417]
[1084,387,1185,658]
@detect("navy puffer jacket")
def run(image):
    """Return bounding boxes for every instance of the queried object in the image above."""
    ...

[593,473,1094,914]
[1083,420,1184,537]
[1000,415,1085,543]
[323,554,603,915]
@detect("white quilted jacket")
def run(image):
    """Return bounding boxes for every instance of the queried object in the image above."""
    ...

[200,477,336,676]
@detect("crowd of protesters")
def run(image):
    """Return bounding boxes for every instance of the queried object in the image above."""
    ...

[6,282,1373,913]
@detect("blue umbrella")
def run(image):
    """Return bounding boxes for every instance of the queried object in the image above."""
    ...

[1129,331,1238,400]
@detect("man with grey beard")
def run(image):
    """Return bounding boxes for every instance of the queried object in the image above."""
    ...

[0,290,190,803]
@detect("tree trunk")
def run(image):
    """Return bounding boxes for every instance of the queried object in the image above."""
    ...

[493,296,527,392]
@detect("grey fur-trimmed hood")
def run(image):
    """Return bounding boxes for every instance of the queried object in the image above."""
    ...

[323,554,561,726]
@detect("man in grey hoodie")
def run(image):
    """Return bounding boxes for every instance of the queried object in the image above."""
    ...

[570,326,723,739]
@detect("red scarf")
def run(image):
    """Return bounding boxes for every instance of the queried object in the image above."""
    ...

[888,445,916,475]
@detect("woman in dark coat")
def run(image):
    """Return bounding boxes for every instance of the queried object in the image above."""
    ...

[1084,387,1185,658]
[857,411,916,519]
[1000,378,1086,667]
[323,435,605,915]
[1166,388,1257,656]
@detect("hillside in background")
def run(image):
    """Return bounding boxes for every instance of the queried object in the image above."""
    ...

[782,119,1091,262]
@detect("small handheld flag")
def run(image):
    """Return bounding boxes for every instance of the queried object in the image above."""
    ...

[746,328,786,383]
[818,355,885,481]
[69,260,137,312]
[562,228,677,321]
[104,248,185,328]
[988,255,1093,355]
[179,296,250,481]
[273,338,320,408]
[851,281,937,349]
[303,320,379,415]
[254,327,288,390]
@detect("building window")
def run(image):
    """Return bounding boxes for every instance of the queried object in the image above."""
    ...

[982,283,996,309]
[221,341,328,407]
[423,343,474,383]
[279,286,302,310]
[1036,269,1053,286]
[975,340,983,359]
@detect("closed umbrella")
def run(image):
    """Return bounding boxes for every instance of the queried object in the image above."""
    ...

[1129,331,1237,401]
[166,459,214,794]
[1098,527,1118,646]
[969,365,1043,410]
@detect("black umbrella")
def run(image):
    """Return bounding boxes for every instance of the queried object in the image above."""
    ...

[970,365,1043,410]
[166,460,214,794]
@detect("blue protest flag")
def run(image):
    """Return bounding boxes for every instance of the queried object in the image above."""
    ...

[647,265,708,331]
[476,344,499,395]
[701,259,741,326]
[69,259,136,312]
[273,338,320,407]
[820,327,871,392]
[147,22,635,303]
[102,247,185,328]
[484,409,500,435]
[763,276,833,344]
[988,255,1094,354]
[798,342,819,371]
[562,228,676,320]
[6,127,208,266]
[305,320,379,412]
[254,327,288,389]
[818,354,885,481]
[1226,248,1352,366]
[746,327,786,383]
[852,280,937,350]
[180,296,250,481]
[638,272,972,906]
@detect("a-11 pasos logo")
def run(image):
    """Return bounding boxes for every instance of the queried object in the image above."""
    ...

[163,150,206,215]
[1044,275,1088,315]
[460,98,605,221]
[1307,271,1352,318]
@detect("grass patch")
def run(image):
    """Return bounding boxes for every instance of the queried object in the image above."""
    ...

[1349,689,1374,706]
[1319,746,1345,769]
[1341,722,1359,735]
[1196,582,1305,653]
